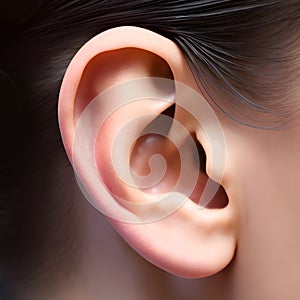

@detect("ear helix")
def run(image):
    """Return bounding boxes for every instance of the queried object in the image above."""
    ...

[72,77,227,223]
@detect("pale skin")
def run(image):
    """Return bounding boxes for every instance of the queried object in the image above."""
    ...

[22,26,300,299]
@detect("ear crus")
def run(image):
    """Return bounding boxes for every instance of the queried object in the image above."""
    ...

[58,26,237,278]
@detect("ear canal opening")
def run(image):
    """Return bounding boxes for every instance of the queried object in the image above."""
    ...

[161,103,176,118]
[157,103,176,134]
[140,103,176,137]
[130,102,228,209]
[192,137,229,209]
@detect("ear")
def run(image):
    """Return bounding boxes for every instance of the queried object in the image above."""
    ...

[58,26,237,278]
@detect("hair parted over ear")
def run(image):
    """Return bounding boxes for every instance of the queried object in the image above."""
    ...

[58,26,237,278]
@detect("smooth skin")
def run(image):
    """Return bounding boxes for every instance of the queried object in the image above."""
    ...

[51,26,300,300]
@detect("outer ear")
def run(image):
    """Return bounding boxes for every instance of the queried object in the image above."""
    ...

[58,26,237,278]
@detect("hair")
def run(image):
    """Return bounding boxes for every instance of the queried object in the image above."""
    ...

[1,0,300,296]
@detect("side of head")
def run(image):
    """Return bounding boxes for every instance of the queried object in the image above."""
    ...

[2,1,300,299]
[58,22,300,297]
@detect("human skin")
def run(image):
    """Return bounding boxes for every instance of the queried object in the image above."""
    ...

[4,24,300,300]
[54,26,300,300]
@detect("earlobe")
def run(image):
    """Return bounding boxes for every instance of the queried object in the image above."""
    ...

[58,26,237,278]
